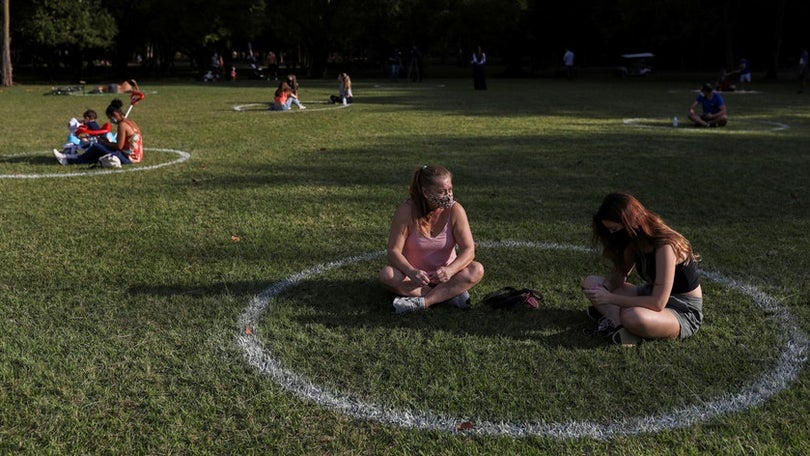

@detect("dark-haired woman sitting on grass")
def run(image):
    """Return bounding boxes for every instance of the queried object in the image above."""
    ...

[581,192,703,346]
[53,98,143,167]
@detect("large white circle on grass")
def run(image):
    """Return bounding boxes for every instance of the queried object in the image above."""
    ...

[0,148,190,179]
[232,102,351,112]
[623,118,789,132]
[237,240,808,439]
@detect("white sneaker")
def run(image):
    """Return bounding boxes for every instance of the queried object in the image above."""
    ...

[393,296,425,314]
[299,105,306,110]
[53,149,68,166]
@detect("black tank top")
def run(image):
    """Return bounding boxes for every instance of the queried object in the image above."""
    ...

[636,250,700,294]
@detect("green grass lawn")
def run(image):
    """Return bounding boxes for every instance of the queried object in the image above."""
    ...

[1,76,809,454]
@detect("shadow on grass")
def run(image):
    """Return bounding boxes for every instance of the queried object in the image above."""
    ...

[0,154,55,165]
[261,277,606,350]
[127,280,271,301]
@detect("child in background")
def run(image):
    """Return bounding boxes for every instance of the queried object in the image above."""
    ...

[54,112,115,156]
[54,118,88,156]
[82,109,102,130]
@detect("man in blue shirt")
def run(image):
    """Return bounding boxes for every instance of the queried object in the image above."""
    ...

[688,83,728,127]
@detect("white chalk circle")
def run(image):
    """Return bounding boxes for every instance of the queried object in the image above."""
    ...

[233,102,351,112]
[0,148,191,179]
[237,240,808,439]
[623,118,788,132]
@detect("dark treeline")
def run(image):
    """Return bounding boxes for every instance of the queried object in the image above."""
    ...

[5,0,809,81]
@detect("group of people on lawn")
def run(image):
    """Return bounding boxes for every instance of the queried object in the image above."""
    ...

[52,84,144,168]
[50,79,704,348]
[382,165,703,347]
[269,72,354,111]
[51,72,355,167]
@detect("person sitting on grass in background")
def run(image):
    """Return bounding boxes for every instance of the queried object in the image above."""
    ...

[715,68,736,92]
[738,57,751,91]
[91,79,140,94]
[379,164,484,313]
[581,192,703,346]
[270,81,305,111]
[286,73,300,97]
[329,72,353,105]
[688,83,728,127]
[53,99,143,167]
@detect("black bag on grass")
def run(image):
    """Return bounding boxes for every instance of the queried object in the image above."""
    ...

[482,287,542,310]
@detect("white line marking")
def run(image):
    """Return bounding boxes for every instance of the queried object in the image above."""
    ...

[237,241,808,439]
[0,148,191,179]
[623,118,789,131]
[233,102,351,112]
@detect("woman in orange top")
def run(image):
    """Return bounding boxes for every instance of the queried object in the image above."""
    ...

[54,98,143,166]
[270,81,305,111]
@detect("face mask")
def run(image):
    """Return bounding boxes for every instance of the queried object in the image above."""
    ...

[427,192,454,208]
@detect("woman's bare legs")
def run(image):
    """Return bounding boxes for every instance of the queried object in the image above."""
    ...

[380,261,484,307]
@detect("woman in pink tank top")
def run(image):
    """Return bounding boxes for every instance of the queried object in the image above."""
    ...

[379,165,485,313]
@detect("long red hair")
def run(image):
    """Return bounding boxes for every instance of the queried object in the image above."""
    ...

[592,192,697,269]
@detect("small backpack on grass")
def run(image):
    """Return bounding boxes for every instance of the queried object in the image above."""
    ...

[482,286,542,310]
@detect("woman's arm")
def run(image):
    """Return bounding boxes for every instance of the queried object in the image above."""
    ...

[115,122,132,151]
[386,202,430,286]
[433,203,475,282]
[584,245,676,311]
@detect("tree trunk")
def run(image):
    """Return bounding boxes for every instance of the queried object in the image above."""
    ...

[2,0,12,87]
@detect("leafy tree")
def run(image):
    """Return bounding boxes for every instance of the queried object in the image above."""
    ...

[15,0,116,77]
[108,0,269,76]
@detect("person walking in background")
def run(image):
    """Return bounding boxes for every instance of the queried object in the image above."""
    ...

[581,193,703,346]
[379,165,484,313]
[799,49,808,94]
[389,48,402,81]
[471,46,487,90]
[563,48,575,79]
[265,51,278,80]
[408,45,424,82]
[687,83,728,127]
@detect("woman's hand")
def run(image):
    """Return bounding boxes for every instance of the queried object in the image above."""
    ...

[408,269,431,287]
[583,286,612,306]
[430,266,451,284]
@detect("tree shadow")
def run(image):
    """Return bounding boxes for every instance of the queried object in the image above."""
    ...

[259,278,605,350]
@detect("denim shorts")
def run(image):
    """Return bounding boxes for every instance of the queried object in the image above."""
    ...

[637,283,703,339]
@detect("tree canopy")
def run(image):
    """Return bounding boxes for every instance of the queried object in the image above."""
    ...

[4,0,808,83]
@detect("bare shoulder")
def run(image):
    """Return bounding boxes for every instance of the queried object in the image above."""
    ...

[392,199,414,220]
[450,201,468,214]
[448,201,470,222]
